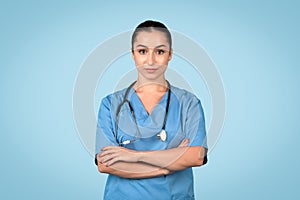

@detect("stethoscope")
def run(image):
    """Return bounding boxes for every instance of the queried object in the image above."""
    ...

[115,81,171,146]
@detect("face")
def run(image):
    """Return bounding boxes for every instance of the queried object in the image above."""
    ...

[132,30,172,82]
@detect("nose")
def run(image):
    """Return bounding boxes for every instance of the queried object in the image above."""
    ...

[147,50,155,65]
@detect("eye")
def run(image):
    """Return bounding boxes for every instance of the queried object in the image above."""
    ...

[156,49,165,55]
[138,49,147,55]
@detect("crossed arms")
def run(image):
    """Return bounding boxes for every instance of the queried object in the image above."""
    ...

[96,138,207,179]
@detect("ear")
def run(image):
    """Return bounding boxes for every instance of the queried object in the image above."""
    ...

[131,48,135,59]
[168,48,173,61]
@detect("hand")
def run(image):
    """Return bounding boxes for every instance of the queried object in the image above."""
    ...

[97,146,139,166]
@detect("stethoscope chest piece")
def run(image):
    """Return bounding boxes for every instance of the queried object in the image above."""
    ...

[157,130,167,142]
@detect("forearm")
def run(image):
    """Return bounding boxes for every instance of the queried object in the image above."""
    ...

[137,146,207,171]
[99,144,207,172]
[97,160,171,179]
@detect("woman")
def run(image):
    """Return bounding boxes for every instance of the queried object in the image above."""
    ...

[96,20,207,200]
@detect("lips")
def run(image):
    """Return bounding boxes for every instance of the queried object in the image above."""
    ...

[145,68,158,73]
[138,64,166,73]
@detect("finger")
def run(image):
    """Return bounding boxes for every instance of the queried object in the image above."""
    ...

[100,153,117,164]
[183,138,190,144]
[178,138,190,147]
[103,155,120,166]
[101,146,123,151]
[96,153,102,161]
[178,139,186,146]
[105,157,118,166]
[101,146,116,151]
[99,149,117,157]
[99,147,123,157]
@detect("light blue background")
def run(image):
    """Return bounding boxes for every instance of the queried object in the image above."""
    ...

[1,0,299,199]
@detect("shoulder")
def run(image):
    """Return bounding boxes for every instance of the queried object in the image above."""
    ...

[97,88,129,117]
[101,88,127,106]
[170,84,201,106]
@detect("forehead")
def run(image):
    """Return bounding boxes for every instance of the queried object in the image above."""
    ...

[133,30,169,48]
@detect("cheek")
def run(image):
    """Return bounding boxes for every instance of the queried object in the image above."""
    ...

[158,57,170,65]
[132,56,144,65]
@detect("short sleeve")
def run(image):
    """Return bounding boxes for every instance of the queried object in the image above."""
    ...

[95,96,118,156]
[184,96,208,148]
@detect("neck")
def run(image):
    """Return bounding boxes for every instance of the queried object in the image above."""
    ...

[134,77,168,92]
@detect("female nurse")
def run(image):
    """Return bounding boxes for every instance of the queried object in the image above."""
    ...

[95,20,208,200]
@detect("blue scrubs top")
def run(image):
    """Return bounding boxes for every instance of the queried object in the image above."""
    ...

[96,84,207,200]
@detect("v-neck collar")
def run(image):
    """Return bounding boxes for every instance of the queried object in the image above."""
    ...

[129,87,169,119]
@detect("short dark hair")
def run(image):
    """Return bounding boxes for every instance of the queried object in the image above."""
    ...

[131,20,172,50]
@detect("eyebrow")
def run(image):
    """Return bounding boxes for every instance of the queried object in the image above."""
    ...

[135,44,168,48]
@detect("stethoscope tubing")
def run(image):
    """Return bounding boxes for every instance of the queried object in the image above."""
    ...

[114,81,171,146]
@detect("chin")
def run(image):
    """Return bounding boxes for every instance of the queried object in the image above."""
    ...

[140,70,166,80]
[142,74,163,81]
